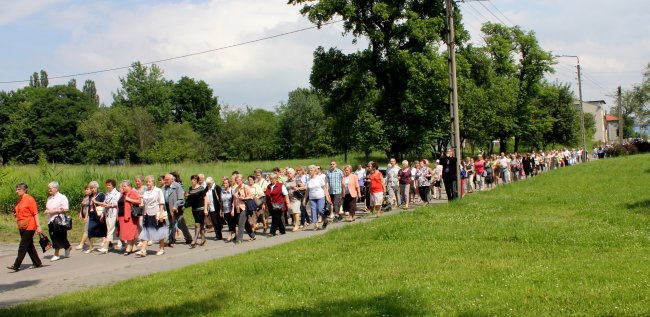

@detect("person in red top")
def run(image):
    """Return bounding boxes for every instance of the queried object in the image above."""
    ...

[474,154,486,191]
[368,161,385,217]
[7,183,43,271]
[118,180,141,255]
[265,173,290,236]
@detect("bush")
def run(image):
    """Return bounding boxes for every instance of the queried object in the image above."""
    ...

[606,144,629,157]
[633,140,650,153]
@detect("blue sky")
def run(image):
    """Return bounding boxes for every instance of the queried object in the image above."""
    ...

[0,0,648,110]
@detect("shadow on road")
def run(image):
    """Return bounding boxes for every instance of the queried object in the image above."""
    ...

[0,279,40,293]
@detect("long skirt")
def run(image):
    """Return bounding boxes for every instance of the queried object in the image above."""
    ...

[87,212,107,238]
[139,215,168,241]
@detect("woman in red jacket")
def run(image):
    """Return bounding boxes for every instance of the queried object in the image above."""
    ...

[7,183,43,271]
[117,180,141,256]
[265,173,290,236]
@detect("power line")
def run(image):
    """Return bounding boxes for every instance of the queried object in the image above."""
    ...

[487,0,515,26]
[462,2,492,25]
[0,20,343,84]
[477,1,509,26]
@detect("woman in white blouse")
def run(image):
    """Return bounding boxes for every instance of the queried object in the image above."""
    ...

[135,175,167,256]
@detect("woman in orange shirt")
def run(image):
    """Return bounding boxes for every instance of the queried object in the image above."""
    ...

[368,161,385,217]
[7,183,43,272]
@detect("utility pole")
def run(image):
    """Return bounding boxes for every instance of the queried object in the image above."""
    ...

[445,0,462,199]
[576,62,587,161]
[618,86,624,144]
[556,55,587,161]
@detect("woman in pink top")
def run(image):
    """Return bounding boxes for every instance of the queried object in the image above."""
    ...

[474,154,485,191]
[341,165,361,222]
[44,181,71,262]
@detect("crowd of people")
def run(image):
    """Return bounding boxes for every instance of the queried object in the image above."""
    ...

[8,148,593,271]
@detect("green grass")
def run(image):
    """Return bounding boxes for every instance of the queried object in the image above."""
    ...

[0,153,385,243]
[2,155,650,316]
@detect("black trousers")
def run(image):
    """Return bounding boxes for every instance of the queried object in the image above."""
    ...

[300,203,311,225]
[418,186,430,203]
[208,212,224,240]
[443,178,457,201]
[48,222,70,250]
[270,208,286,235]
[225,211,237,232]
[14,230,41,268]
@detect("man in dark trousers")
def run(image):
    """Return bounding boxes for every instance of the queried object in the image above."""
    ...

[440,148,458,201]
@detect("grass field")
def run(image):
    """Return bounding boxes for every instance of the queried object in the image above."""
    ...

[2,155,649,316]
[0,153,383,243]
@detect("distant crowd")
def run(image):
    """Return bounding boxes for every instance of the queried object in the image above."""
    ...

[8,147,597,271]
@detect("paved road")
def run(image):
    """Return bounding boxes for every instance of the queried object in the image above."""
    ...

[0,199,447,307]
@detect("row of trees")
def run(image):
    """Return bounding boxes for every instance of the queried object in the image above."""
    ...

[0,0,610,164]
[290,0,588,158]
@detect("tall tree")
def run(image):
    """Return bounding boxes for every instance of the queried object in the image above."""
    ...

[82,80,100,106]
[277,88,333,159]
[289,0,465,159]
[40,70,49,88]
[221,107,280,161]
[112,62,173,124]
[171,76,222,160]
[1,85,96,163]
[29,72,40,88]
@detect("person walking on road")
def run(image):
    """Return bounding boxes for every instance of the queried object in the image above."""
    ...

[440,149,458,201]
[117,180,141,256]
[164,174,192,247]
[44,181,71,262]
[136,176,168,256]
[7,183,43,271]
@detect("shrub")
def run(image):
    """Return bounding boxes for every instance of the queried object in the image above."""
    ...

[606,144,629,157]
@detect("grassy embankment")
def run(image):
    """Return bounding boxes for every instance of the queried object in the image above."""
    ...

[0,154,381,243]
[2,155,650,315]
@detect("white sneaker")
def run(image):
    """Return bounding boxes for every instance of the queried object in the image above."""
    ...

[156,249,165,256]
[83,249,94,254]
[97,248,108,254]
[50,256,61,262]
[148,241,153,246]
[75,244,83,250]
[64,247,71,258]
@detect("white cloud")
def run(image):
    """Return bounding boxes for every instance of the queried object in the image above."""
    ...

[0,0,66,25]
[41,0,362,108]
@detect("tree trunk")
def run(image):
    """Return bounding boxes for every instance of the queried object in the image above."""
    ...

[499,138,507,154]
[514,136,520,153]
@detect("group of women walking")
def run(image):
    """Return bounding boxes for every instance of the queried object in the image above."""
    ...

[7,150,588,271]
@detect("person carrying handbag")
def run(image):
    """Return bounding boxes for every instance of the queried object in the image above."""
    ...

[265,173,290,236]
[44,181,71,262]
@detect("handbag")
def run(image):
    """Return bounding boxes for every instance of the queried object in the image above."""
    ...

[244,199,258,215]
[39,233,52,252]
[271,202,284,211]
[53,214,73,231]
[131,204,143,218]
